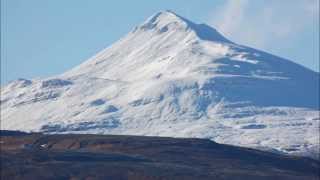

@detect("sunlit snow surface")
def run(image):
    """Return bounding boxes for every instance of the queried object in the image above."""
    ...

[1,11,319,159]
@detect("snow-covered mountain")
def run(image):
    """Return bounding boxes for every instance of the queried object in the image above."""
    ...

[1,11,319,158]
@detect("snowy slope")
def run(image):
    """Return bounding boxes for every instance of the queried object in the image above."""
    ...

[1,11,319,158]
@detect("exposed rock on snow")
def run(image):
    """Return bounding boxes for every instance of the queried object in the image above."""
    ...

[41,79,73,88]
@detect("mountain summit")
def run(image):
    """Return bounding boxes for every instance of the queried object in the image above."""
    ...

[1,11,319,158]
[136,10,231,42]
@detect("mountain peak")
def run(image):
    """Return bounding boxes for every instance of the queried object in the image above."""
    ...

[136,10,231,43]
[2,10,319,160]
[151,10,181,21]
[138,10,189,31]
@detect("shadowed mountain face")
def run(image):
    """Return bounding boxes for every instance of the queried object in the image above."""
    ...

[1,131,319,180]
[1,11,319,158]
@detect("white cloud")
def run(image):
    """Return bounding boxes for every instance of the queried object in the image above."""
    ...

[210,0,319,49]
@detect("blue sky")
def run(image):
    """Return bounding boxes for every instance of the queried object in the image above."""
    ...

[1,0,319,84]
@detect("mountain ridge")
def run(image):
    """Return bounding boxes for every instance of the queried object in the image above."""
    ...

[1,11,319,159]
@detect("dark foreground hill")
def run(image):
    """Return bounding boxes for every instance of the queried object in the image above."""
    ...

[0,130,319,180]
